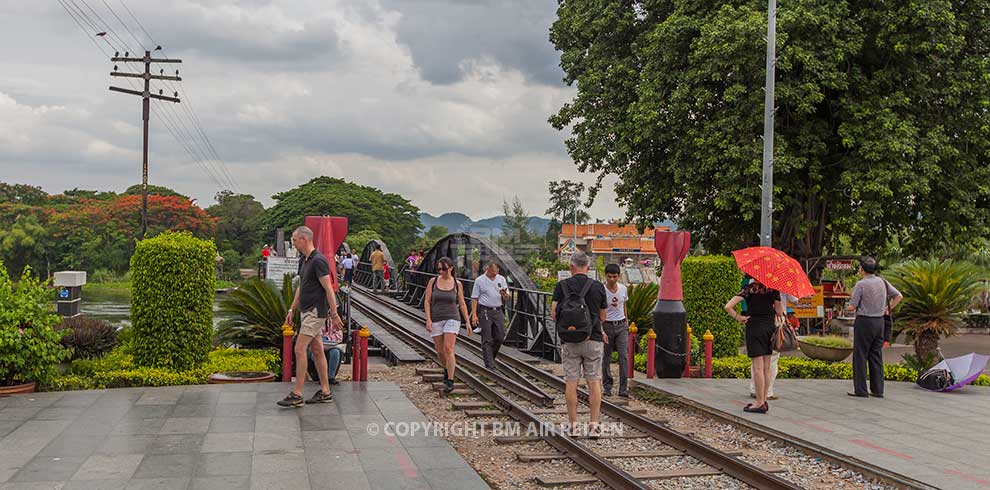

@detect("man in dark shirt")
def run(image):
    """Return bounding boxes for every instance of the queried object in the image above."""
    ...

[277,226,344,408]
[551,251,608,437]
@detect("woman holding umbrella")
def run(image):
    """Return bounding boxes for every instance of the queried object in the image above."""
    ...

[726,247,816,414]
[725,276,784,413]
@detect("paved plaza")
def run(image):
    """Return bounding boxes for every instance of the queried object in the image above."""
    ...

[633,377,990,490]
[0,382,490,490]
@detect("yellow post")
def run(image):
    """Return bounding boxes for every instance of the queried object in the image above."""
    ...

[703,329,714,378]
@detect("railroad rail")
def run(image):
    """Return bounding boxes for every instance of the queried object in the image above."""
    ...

[349,287,804,490]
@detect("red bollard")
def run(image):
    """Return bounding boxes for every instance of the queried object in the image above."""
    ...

[281,324,294,382]
[351,329,361,381]
[646,328,656,379]
[703,329,714,378]
[683,324,693,378]
[627,322,637,379]
[359,326,370,381]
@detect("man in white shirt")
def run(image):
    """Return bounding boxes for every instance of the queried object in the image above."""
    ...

[601,264,630,397]
[471,261,511,369]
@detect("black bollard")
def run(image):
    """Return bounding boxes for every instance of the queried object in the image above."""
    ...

[654,300,687,378]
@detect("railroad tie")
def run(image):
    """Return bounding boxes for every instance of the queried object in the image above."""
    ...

[515,449,744,462]
[535,465,787,486]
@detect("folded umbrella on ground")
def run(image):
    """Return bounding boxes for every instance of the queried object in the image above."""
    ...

[917,352,989,392]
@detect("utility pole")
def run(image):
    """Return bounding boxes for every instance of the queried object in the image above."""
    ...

[759,0,777,247]
[109,50,182,238]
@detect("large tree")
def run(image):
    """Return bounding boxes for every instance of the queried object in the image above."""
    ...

[206,191,265,257]
[550,0,990,259]
[262,177,422,255]
[546,180,591,225]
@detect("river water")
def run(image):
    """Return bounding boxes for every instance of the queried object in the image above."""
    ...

[81,287,232,328]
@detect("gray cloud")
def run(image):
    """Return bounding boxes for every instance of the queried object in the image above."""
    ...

[0,0,621,220]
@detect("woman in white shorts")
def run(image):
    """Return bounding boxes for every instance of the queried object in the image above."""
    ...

[425,257,471,392]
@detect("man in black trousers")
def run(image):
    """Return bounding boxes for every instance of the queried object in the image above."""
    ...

[848,257,902,398]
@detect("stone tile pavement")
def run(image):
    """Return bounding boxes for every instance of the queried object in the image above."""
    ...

[633,377,990,490]
[0,381,490,490]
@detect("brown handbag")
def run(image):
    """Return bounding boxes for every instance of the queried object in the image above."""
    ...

[772,315,798,352]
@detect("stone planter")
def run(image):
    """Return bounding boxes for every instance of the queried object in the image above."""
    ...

[798,337,853,362]
[0,381,37,396]
[207,371,276,384]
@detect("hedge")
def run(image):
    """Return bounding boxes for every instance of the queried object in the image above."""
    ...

[43,347,280,391]
[631,354,990,386]
[682,256,743,358]
[130,232,216,370]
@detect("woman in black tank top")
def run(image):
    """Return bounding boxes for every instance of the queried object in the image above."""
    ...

[425,257,471,392]
[724,276,784,414]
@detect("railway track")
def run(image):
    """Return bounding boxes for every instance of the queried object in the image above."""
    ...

[348,287,805,490]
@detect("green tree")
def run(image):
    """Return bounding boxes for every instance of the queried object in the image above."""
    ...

[501,196,530,244]
[262,177,421,255]
[0,215,47,278]
[206,191,265,257]
[0,182,48,205]
[425,225,449,241]
[123,184,189,200]
[345,229,384,255]
[550,0,990,260]
[546,180,590,225]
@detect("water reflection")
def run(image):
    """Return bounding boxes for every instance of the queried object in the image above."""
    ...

[81,287,231,328]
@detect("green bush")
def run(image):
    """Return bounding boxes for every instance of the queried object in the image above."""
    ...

[626,283,658,331]
[130,231,216,370]
[47,347,279,391]
[221,249,242,278]
[682,256,743,358]
[57,315,118,360]
[963,314,990,329]
[0,263,71,386]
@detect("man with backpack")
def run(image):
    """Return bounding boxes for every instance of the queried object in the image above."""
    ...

[551,251,608,438]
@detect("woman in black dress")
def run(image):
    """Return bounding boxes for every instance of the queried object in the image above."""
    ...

[724,276,785,413]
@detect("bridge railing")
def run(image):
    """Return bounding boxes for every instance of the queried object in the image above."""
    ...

[351,265,561,361]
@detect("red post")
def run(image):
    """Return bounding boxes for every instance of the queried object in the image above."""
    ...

[351,329,361,381]
[683,324,693,378]
[281,324,294,382]
[646,328,656,379]
[359,326,370,381]
[703,329,714,378]
[627,322,637,379]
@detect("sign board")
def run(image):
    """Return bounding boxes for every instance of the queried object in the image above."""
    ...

[624,268,644,284]
[265,257,299,284]
[826,259,854,271]
[793,286,825,319]
[557,270,599,281]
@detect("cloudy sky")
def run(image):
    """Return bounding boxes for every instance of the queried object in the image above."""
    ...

[0,0,622,220]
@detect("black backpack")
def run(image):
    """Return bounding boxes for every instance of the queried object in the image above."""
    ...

[557,279,595,343]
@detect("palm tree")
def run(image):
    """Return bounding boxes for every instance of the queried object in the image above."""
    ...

[887,259,984,361]
[625,282,659,331]
[215,274,295,349]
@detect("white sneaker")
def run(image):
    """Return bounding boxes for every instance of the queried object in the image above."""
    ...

[588,423,602,439]
[472,327,481,334]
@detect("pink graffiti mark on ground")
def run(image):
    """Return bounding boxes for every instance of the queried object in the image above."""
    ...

[396,451,419,478]
[944,469,990,486]
[849,439,913,460]
[778,416,834,433]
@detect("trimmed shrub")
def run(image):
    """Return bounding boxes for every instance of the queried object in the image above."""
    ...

[47,347,279,391]
[130,231,216,370]
[681,256,743,358]
[58,316,118,360]
[0,263,70,386]
[798,335,852,349]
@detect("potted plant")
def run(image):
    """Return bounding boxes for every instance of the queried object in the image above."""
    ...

[0,264,71,394]
[797,336,853,362]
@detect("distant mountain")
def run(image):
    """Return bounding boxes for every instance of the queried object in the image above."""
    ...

[419,213,551,237]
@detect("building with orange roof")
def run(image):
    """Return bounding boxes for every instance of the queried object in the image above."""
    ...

[558,222,670,268]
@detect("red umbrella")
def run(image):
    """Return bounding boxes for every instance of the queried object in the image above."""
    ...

[731,246,815,299]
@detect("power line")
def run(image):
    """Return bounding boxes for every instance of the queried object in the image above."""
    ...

[67,0,239,193]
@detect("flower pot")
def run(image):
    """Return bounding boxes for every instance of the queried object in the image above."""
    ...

[797,338,853,362]
[207,371,276,384]
[0,381,37,396]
